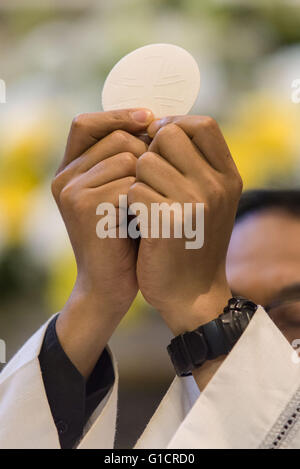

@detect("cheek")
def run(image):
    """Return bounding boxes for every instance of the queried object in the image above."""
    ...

[226,261,270,306]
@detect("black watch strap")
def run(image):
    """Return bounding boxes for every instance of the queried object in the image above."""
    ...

[167,297,258,377]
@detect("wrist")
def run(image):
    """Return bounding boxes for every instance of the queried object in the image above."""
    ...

[159,285,232,336]
[75,273,137,319]
[56,280,135,378]
[166,294,257,387]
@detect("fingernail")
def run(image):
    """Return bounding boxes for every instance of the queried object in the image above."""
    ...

[131,109,153,124]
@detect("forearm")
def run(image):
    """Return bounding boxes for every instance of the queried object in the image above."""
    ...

[56,281,130,379]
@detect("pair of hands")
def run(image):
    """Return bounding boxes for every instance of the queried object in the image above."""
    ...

[52,108,242,348]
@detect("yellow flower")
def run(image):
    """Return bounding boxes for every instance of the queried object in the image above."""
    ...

[223,94,299,188]
[46,249,149,325]
[0,184,32,242]
[0,117,57,241]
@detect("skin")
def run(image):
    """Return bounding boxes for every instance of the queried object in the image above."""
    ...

[52,109,242,391]
[135,116,242,335]
[53,109,153,378]
[227,209,300,344]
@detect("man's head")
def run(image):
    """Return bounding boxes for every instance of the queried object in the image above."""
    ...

[226,189,300,342]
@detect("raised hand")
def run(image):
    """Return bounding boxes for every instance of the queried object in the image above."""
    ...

[128,116,242,335]
[52,109,154,376]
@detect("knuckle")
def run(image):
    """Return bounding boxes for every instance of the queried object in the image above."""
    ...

[124,175,136,187]
[59,182,76,207]
[51,176,60,200]
[204,176,225,202]
[137,151,156,169]
[120,152,136,170]
[136,153,149,177]
[200,116,218,130]
[60,184,87,217]
[111,129,129,145]
[71,113,88,131]
[232,172,243,194]
[127,181,142,202]
[156,123,180,140]
[51,172,65,200]
[236,172,243,190]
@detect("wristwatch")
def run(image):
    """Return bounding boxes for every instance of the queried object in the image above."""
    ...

[167,296,258,377]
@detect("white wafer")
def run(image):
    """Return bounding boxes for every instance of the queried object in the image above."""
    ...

[101,43,200,117]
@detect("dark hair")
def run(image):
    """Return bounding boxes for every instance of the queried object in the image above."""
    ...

[236,189,300,222]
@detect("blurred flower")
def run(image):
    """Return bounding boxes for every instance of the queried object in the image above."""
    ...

[45,248,150,323]
[0,0,299,322]
[223,93,300,187]
[22,185,70,266]
[0,184,31,243]
[0,110,58,242]
[45,250,76,313]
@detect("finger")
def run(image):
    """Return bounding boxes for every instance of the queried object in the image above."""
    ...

[52,132,146,197]
[148,123,212,177]
[61,108,154,171]
[128,181,178,239]
[136,151,187,200]
[64,130,147,175]
[128,181,166,208]
[78,152,137,189]
[90,176,136,207]
[148,115,237,173]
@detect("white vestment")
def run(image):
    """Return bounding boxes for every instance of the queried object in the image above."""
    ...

[1,306,300,449]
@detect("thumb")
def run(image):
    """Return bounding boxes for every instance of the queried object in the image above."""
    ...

[63,108,154,166]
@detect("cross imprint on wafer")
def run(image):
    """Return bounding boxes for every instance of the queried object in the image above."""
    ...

[110,56,187,115]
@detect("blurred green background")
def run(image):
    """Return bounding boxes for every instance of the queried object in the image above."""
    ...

[0,0,300,448]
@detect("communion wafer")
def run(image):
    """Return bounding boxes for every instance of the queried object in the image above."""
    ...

[102,43,200,117]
